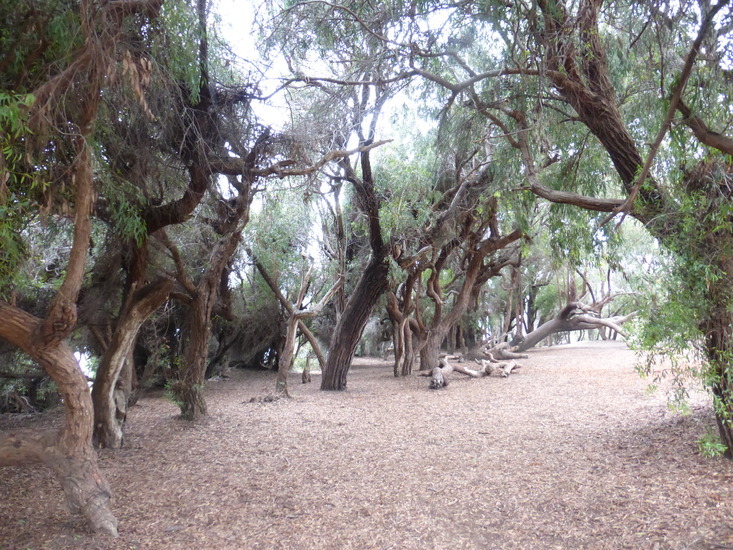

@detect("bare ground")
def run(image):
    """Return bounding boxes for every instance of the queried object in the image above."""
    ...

[1,340,732,550]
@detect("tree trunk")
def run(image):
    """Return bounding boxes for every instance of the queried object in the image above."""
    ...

[175,291,212,420]
[392,317,419,377]
[92,278,172,448]
[275,316,299,396]
[302,354,312,384]
[515,318,569,351]
[511,303,632,352]
[321,253,389,390]
[420,330,445,372]
[702,281,733,457]
[0,305,118,535]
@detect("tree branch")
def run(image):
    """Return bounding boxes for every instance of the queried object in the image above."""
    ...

[677,100,733,156]
[600,0,731,226]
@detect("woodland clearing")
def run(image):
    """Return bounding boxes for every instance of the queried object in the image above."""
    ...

[1,340,732,550]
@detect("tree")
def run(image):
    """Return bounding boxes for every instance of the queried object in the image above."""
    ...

[0,0,166,534]
[522,0,733,455]
[321,141,391,390]
[89,0,217,446]
[266,0,733,454]
[254,257,343,395]
[246,188,343,395]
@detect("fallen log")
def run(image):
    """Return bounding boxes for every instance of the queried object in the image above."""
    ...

[429,356,522,389]
[477,358,521,377]
[484,342,528,360]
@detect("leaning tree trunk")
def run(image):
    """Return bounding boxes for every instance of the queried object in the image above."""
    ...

[0,305,118,535]
[702,277,733,457]
[0,137,120,534]
[512,303,632,352]
[321,254,389,390]
[92,278,172,448]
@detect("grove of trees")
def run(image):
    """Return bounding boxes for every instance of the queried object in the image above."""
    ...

[1,0,732,536]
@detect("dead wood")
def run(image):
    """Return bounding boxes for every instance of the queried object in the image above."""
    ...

[485,341,529,360]
[430,354,522,388]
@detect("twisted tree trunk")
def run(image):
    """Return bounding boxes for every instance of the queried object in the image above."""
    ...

[92,278,172,448]
[0,140,118,534]
[0,305,118,535]
[321,253,390,390]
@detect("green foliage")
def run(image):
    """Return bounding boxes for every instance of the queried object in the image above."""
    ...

[154,0,203,103]
[97,176,148,246]
[0,351,59,413]
[245,187,320,302]
[0,92,37,295]
[0,0,83,92]
[374,117,437,242]
[697,428,729,458]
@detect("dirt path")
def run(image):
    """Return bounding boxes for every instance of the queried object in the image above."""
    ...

[1,341,732,549]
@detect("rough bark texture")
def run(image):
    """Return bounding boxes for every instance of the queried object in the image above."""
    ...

[176,230,245,420]
[0,133,120,535]
[321,143,389,391]
[92,278,172,448]
[321,254,390,390]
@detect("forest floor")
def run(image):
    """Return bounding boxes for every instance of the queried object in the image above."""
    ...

[1,340,733,550]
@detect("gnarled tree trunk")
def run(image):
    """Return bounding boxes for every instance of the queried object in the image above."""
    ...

[0,305,118,535]
[177,291,213,419]
[0,139,119,534]
[321,253,390,390]
[92,278,172,448]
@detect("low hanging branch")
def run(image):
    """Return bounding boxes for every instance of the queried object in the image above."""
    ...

[509,301,635,353]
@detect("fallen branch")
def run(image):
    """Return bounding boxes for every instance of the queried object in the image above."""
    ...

[484,342,528,361]
[429,355,522,389]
